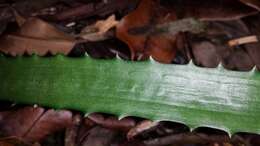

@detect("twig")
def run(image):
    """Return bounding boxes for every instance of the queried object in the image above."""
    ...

[228,35,258,47]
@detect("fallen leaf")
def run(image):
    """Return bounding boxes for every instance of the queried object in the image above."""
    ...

[65,115,82,146]
[188,20,255,71]
[127,120,158,140]
[243,14,260,70]
[0,17,76,56]
[80,126,119,146]
[0,107,72,143]
[116,0,181,63]
[87,113,136,131]
[0,137,33,146]
[240,0,260,10]
[162,0,259,21]
[79,14,118,42]
[116,0,259,63]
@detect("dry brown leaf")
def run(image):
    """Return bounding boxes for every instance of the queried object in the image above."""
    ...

[87,113,136,131]
[127,120,158,140]
[116,0,180,63]
[0,17,76,56]
[116,0,259,63]
[240,0,260,10]
[79,14,118,42]
[0,107,72,143]
[188,20,255,71]
[0,137,33,146]
[164,0,259,21]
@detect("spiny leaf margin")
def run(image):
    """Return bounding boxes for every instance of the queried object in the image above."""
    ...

[0,55,259,135]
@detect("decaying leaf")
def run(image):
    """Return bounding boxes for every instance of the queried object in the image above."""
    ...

[0,107,72,142]
[0,17,76,56]
[188,20,256,71]
[79,126,119,146]
[78,14,118,42]
[116,0,181,63]
[162,0,259,21]
[240,0,260,10]
[127,120,158,140]
[87,113,136,131]
[243,14,260,70]
[0,137,34,146]
[116,0,260,63]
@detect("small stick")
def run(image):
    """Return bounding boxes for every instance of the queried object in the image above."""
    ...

[228,35,258,47]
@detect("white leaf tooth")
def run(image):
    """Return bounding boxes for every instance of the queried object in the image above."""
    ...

[188,59,195,66]
[227,130,232,138]
[84,112,93,118]
[84,52,89,57]
[33,104,38,108]
[149,56,157,64]
[250,66,257,73]
[217,62,224,70]
[11,103,16,107]
[116,54,123,61]
[118,114,128,120]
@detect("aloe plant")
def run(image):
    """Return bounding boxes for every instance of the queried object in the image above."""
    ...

[0,55,259,135]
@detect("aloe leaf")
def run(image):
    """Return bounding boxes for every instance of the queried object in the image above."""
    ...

[0,55,259,135]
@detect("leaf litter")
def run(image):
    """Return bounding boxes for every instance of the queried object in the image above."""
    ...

[0,0,260,146]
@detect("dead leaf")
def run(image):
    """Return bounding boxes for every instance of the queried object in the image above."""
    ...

[240,0,260,10]
[116,0,181,63]
[188,20,255,71]
[79,126,119,146]
[243,14,260,70]
[13,9,26,27]
[87,113,136,132]
[162,0,259,21]
[116,0,260,63]
[65,115,82,146]
[0,137,33,146]
[79,14,118,42]
[0,17,76,56]
[0,107,72,143]
[127,120,158,140]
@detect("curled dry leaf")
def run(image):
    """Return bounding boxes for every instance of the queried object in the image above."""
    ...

[0,137,34,146]
[51,0,139,21]
[243,14,260,70]
[65,114,82,146]
[79,14,118,42]
[188,20,255,71]
[163,0,259,21]
[143,133,230,146]
[87,113,136,132]
[116,0,259,63]
[80,126,119,146]
[127,120,158,140]
[116,0,181,63]
[240,0,260,10]
[0,17,76,56]
[0,107,72,143]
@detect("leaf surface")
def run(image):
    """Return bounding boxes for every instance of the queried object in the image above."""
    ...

[0,55,259,134]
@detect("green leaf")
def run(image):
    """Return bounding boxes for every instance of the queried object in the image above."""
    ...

[0,55,259,134]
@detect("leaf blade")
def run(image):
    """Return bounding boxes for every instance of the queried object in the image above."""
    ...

[0,56,259,134]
